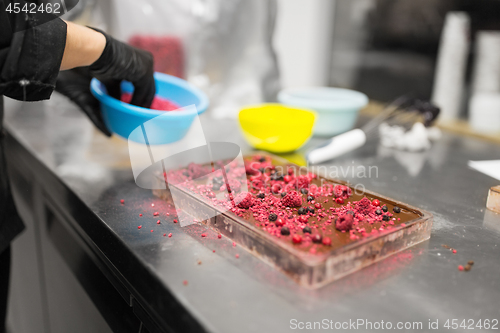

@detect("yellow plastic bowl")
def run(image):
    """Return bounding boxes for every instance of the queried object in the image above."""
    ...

[238,104,316,153]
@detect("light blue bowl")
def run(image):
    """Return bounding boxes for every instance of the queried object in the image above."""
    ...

[278,87,368,137]
[90,72,209,145]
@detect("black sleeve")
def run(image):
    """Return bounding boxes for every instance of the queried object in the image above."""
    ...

[0,0,67,101]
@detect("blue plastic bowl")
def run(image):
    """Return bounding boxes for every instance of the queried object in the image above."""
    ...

[278,87,368,137]
[90,73,209,144]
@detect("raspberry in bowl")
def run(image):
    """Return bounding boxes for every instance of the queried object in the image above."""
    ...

[90,72,209,144]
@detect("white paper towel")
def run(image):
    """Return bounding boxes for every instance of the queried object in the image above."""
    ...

[469,160,500,181]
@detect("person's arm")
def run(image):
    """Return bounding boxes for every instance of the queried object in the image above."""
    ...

[1,4,155,136]
[0,8,67,101]
[56,25,156,136]
[60,21,106,71]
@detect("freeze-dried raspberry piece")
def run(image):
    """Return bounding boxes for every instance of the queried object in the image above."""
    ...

[336,214,354,231]
[245,162,261,176]
[235,192,254,209]
[281,191,302,207]
[356,197,373,215]
[121,93,180,111]
[333,185,352,199]
[297,175,310,190]
[271,183,282,194]
[249,177,265,190]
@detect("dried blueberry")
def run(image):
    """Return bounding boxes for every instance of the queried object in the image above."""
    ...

[281,227,290,236]
[375,209,382,215]
[256,193,265,199]
[281,192,287,198]
[298,207,306,215]
[300,188,308,195]
[347,211,355,216]
[268,213,277,221]
[307,207,315,214]
[382,205,388,212]
[393,206,401,213]
[307,196,314,202]
[382,215,390,221]
[259,156,266,162]
[312,234,322,243]
[303,226,312,234]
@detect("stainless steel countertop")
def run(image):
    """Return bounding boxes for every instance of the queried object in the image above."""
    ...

[5,95,500,333]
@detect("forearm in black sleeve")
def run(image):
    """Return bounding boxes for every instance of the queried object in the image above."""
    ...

[0,2,67,102]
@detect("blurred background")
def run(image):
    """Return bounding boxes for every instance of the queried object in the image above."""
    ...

[64,0,500,139]
[276,0,500,138]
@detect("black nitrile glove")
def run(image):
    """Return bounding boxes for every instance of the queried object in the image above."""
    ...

[55,67,112,136]
[56,29,155,137]
[89,28,156,108]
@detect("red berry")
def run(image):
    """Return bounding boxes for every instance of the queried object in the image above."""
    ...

[173,219,178,223]
[250,170,263,179]
[236,192,255,209]
[153,212,159,216]
[298,215,309,223]
[206,191,216,198]
[284,175,293,183]
[281,190,302,207]
[275,218,284,227]
[336,214,354,231]
[322,237,332,246]
[235,254,239,259]
[452,249,457,254]
[138,225,142,229]
[201,233,207,237]
[218,234,222,239]
[314,203,321,209]
[372,199,380,206]
[307,172,316,180]
[458,265,464,271]
[183,280,188,285]
[312,234,322,243]
[139,214,143,217]
[335,197,344,204]
[292,234,302,244]
[120,199,125,204]
[163,233,166,237]
[271,183,282,194]
[168,233,172,237]
[333,185,352,199]
[232,242,236,247]
[288,168,294,175]
[157,220,161,224]
[151,230,154,232]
